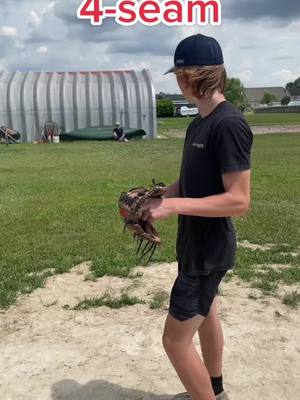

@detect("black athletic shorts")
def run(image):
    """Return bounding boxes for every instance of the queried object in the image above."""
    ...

[169,264,226,321]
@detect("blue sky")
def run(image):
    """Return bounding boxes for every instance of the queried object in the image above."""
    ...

[0,0,299,93]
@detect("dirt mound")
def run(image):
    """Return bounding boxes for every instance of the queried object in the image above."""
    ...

[0,262,299,400]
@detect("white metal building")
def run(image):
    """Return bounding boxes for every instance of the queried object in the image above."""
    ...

[0,69,157,142]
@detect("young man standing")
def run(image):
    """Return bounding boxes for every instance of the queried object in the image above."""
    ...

[141,34,253,400]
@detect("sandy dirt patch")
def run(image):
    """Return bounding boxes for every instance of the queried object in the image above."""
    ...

[238,240,276,251]
[238,241,299,258]
[159,125,300,138]
[0,262,299,400]
[251,125,300,135]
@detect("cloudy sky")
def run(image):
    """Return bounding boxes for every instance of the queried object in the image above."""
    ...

[0,0,299,93]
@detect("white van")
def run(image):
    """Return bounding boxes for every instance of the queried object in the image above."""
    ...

[179,106,199,116]
[288,101,300,106]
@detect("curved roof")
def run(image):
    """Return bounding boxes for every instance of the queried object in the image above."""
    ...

[0,69,156,142]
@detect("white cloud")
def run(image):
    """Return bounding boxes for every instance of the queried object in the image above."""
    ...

[0,0,299,92]
[27,2,56,27]
[271,69,300,82]
[0,26,17,36]
[15,41,25,50]
[123,61,151,70]
[36,46,48,54]
[236,70,253,83]
[28,10,42,26]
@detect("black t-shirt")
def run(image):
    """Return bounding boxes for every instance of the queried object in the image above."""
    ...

[114,127,123,138]
[176,101,253,275]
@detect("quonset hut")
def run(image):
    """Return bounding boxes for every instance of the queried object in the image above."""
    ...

[0,69,157,142]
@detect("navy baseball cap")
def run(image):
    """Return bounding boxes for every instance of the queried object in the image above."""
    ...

[164,34,224,75]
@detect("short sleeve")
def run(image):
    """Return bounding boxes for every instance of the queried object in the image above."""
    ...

[214,117,253,174]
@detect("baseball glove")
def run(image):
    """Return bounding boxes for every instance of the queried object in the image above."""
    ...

[119,180,167,261]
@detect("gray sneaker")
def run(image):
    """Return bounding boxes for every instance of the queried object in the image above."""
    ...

[173,391,229,400]
[173,393,190,400]
[216,391,229,400]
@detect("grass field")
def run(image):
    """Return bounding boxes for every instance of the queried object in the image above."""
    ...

[245,113,300,126]
[0,133,299,309]
[158,113,300,135]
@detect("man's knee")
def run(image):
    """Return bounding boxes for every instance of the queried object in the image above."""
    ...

[162,332,191,355]
[162,331,172,350]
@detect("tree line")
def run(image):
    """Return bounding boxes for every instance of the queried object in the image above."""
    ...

[157,76,300,117]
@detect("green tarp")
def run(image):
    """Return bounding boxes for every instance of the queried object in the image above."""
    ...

[60,127,146,141]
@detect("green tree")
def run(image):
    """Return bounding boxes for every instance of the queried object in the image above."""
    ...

[157,98,174,117]
[261,92,278,105]
[281,95,291,106]
[157,92,166,99]
[286,77,300,90]
[225,78,248,111]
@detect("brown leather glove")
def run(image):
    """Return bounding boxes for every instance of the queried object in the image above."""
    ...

[119,181,166,261]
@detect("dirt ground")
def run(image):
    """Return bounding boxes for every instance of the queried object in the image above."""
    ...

[251,125,300,134]
[0,261,299,400]
[159,125,300,138]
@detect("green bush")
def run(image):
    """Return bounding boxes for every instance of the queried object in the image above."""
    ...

[261,92,277,105]
[225,77,248,111]
[157,98,174,118]
[281,95,291,106]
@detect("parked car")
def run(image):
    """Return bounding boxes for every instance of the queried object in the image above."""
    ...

[288,100,300,106]
[178,106,199,117]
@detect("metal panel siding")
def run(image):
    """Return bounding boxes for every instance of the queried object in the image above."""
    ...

[108,72,117,124]
[89,73,100,128]
[63,73,75,132]
[33,72,41,139]
[139,71,150,136]
[46,73,53,122]
[20,72,30,140]
[130,71,143,129]
[50,74,62,136]
[72,73,79,130]
[124,72,138,129]
[112,72,126,126]
[23,73,37,142]
[9,72,24,137]
[142,69,157,139]
[96,74,104,127]
[120,72,130,128]
[59,73,66,131]
[0,71,9,127]
[7,72,17,129]
[0,69,156,141]
[76,73,87,130]
[36,72,49,134]
[101,73,112,126]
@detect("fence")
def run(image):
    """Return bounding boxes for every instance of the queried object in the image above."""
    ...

[255,106,300,114]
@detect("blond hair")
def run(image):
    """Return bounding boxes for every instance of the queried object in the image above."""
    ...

[175,65,227,99]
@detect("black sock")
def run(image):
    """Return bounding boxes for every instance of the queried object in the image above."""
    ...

[210,375,223,396]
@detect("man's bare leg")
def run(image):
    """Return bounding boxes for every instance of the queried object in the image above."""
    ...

[163,313,215,400]
[198,298,224,378]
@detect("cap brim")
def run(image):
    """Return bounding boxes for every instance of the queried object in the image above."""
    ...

[164,66,176,75]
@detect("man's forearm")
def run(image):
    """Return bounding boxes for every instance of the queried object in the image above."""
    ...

[164,180,180,198]
[166,192,250,218]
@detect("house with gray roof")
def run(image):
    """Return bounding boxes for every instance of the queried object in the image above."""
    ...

[288,88,300,101]
[245,87,290,108]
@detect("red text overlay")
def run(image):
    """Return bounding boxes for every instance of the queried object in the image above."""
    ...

[77,0,222,26]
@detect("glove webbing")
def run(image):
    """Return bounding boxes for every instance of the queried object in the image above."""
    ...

[120,181,166,262]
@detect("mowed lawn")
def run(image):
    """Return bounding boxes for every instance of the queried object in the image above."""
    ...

[158,113,300,135]
[0,134,300,308]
